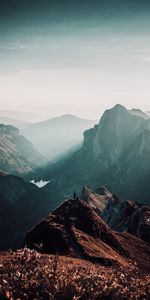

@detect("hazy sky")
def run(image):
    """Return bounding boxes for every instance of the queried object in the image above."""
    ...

[0,0,150,119]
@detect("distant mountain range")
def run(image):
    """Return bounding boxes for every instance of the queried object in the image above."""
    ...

[0,105,150,297]
[22,114,97,160]
[0,124,47,176]
[0,116,29,130]
[0,111,97,161]
[0,110,50,123]
[35,104,150,204]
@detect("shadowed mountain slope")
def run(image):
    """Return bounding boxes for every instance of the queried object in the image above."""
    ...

[24,199,150,273]
[0,173,54,250]
[80,185,150,244]
[35,104,150,204]
[101,196,150,244]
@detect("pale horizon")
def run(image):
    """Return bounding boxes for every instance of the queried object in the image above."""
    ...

[0,102,149,121]
[0,102,150,121]
[1,1,150,119]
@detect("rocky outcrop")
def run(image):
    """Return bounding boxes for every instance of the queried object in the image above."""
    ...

[0,124,47,176]
[24,199,150,272]
[101,196,150,244]
[81,185,109,213]
[37,104,150,204]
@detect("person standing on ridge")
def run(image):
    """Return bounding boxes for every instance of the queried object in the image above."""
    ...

[73,192,76,200]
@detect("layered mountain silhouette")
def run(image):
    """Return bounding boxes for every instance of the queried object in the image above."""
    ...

[24,199,150,272]
[0,116,29,130]
[0,110,49,123]
[0,124,47,176]
[0,173,55,250]
[22,114,97,160]
[37,104,150,204]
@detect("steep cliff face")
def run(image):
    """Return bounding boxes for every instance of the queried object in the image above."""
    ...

[38,104,150,204]
[81,185,109,214]
[0,173,52,250]
[101,196,150,244]
[83,104,145,170]
[0,124,47,176]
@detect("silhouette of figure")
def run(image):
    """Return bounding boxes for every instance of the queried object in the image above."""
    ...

[73,192,76,200]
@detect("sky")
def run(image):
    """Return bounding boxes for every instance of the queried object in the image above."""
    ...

[0,0,150,119]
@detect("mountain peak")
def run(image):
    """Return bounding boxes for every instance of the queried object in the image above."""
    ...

[113,104,127,110]
[99,104,129,127]
[24,198,150,271]
[107,104,128,116]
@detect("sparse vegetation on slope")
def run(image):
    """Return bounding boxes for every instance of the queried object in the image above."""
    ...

[0,248,150,300]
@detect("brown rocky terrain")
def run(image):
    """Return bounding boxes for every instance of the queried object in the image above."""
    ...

[80,185,150,244]
[101,196,150,244]
[24,199,150,273]
[1,249,150,300]
[81,185,109,213]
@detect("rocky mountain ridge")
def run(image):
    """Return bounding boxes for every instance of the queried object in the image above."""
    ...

[101,196,150,244]
[81,185,109,214]
[0,124,47,176]
[24,199,150,273]
[37,104,150,204]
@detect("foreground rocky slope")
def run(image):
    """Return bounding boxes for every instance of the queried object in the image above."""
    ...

[1,249,150,300]
[0,173,54,250]
[25,199,150,273]
[36,104,150,204]
[0,124,47,176]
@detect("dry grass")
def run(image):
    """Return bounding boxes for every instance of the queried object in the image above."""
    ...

[0,248,150,300]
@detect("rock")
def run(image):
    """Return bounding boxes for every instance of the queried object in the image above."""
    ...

[101,196,150,243]
[24,199,150,272]
[81,185,108,213]
[37,104,150,204]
